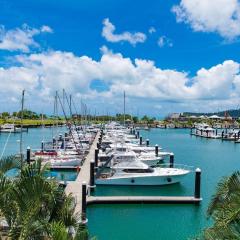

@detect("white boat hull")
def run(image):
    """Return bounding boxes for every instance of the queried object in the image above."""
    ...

[48,159,81,167]
[96,169,189,186]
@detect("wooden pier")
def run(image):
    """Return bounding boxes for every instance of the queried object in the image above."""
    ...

[64,131,100,214]
[87,196,202,205]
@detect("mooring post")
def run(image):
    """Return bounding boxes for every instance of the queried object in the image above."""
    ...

[95,148,99,169]
[52,137,56,147]
[97,142,100,149]
[81,182,87,223]
[155,144,159,157]
[169,153,174,168]
[238,131,240,139]
[194,168,201,199]
[26,146,31,164]
[132,129,135,135]
[146,139,149,147]
[140,136,142,145]
[206,130,209,137]
[59,134,62,141]
[215,129,218,136]
[137,131,140,139]
[41,141,44,152]
[90,160,96,191]
[222,131,224,139]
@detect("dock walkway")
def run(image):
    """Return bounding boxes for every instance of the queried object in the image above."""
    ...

[65,131,99,214]
[87,196,202,204]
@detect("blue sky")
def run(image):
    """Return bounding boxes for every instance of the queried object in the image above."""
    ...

[1,0,240,117]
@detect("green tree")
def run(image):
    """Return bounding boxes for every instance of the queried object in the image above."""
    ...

[0,157,92,239]
[132,116,138,123]
[1,112,10,119]
[199,171,240,239]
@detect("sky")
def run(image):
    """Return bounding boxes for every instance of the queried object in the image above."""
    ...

[1,0,240,117]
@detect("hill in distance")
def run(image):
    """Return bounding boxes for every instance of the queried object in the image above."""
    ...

[183,109,240,118]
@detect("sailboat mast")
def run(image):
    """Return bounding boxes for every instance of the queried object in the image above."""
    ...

[20,90,25,169]
[123,91,126,126]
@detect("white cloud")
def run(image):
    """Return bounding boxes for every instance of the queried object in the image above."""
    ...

[149,27,156,34]
[0,24,53,52]
[102,18,146,45]
[157,36,173,47]
[172,0,240,40]
[1,47,240,113]
[41,25,53,33]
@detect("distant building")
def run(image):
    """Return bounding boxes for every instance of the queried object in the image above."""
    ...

[208,115,222,120]
[168,113,181,119]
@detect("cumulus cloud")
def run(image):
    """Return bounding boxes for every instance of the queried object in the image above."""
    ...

[157,36,173,47]
[102,18,146,45]
[0,47,240,113]
[172,0,240,40]
[0,24,53,52]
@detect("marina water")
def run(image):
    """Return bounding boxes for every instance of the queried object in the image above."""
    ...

[0,127,78,181]
[88,128,240,240]
[1,127,239,239]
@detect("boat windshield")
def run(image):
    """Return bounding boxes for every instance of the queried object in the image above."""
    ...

[122,168,154,173]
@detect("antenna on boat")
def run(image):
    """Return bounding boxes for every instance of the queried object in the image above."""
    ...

[20,90,25,170]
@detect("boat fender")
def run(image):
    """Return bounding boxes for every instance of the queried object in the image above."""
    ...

[131,178,135,183]
[167,177,172,183]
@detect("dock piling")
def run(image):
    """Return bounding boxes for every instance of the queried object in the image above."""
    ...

[81,182,87,223]
[146,139,149,146]
[90,160,96,190]
[140,136,142,145]
[137,131,140,139]
[169,154,174,168]
[41,141,44,152]
[155,144,159,157]
[194,168,201,200]
[132,129,135,135]
[26,146,31,164]
[94,148,99,169]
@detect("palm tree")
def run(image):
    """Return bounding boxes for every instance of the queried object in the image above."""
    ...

[201,171,240,240]
[0,156,91,240]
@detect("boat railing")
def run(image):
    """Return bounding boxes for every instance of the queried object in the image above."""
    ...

[157,163,195,172]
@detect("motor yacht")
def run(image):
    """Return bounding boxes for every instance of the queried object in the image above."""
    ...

[96,160,190,186]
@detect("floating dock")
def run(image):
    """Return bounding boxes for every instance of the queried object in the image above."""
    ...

[64,131,100,214]
[87,196,202,205]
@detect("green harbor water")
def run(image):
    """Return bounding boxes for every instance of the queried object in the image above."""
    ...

[87,128,240,240]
